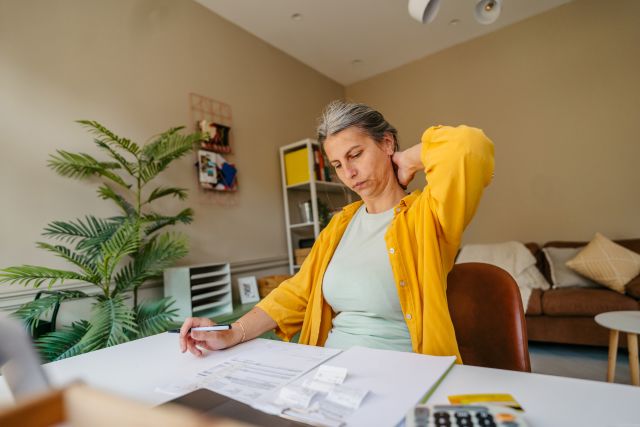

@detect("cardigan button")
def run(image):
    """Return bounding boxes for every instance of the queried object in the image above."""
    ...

[389,248,395,254]
[405,313,412,320]
[399,280,406,287]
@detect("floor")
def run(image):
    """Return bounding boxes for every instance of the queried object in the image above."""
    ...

[528,341,632,385]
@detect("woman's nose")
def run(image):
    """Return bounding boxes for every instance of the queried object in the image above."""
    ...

[345,166,357,178]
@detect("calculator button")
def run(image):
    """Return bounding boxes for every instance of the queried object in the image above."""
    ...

[496,413,516,422]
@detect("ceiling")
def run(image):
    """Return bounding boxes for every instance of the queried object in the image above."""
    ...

[195,0,572,86]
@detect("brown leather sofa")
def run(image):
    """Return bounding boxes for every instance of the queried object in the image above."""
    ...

[524,239,640,348]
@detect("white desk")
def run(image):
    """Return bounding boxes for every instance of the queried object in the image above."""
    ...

[1,333,639,427]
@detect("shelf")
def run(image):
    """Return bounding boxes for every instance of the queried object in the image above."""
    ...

[191,285,231,301]
[164,262,233,318]
[192,295,232,312]
[281,139,354,275]
[190,267,229,280]
[289,222,314,229]
[190,277,230,290]
[286,180,348,193]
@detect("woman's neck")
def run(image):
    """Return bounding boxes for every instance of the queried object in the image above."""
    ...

[362,180,406,214]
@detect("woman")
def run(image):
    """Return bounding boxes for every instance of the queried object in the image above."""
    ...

[178,101,494,362]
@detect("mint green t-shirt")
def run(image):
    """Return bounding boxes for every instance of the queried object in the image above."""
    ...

[322,205,412,352]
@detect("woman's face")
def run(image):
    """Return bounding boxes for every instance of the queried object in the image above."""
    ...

[323,127,396,199]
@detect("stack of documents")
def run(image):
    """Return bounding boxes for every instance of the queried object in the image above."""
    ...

[157,339,455,426]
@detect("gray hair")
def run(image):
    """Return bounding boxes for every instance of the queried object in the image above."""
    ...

[317,100,398,151]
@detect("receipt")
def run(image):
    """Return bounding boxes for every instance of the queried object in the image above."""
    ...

[276,384,317,408]
[302,378,336,393]
[325,385,369,410]
[314,365,348,385]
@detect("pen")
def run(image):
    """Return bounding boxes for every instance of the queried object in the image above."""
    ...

[168,324,232,333]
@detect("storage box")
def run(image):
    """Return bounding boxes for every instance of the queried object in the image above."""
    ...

[257,275,292,298]
[284,147,310,186]
[294,248,312,266]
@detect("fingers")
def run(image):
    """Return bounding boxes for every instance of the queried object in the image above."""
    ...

[186,338,203,357]
[179,317,213,353]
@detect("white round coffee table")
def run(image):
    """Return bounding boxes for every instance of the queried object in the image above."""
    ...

[595,310,640,386]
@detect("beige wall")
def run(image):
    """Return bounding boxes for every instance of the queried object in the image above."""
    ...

[2,0,639,308]
[0,0,342,302]
[347,0,640,244]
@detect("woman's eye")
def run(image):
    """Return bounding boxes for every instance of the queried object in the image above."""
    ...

[334,164,342,169]
[351,152,362,159]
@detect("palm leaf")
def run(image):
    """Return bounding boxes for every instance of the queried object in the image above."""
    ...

[48,150,130,188]
[145,186,188,204]
[36,320,91,362]
[153,133,200,170]
[82,296,138,349]
[142,208,194,235]
[43,216,122,263]
[35,242,99,279]
[14,290,89,335]
[93,139,136,176]
[114,233,188,293]
[43,216,118,245]
[135,297,178,337]
[97,220,140,281]
[141,126,185,159]
[139,133,198,183]
[0,266,93,288]
[77,120,141,156]
[97,184,136,216]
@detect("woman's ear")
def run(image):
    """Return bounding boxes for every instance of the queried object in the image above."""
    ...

[382,133,396,156]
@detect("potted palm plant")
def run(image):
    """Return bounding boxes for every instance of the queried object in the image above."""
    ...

[0,121,201,361]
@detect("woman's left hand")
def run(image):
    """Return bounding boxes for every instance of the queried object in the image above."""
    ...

[392,144,422,187]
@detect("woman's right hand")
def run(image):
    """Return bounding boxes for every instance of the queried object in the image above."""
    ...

[178,317,242,357]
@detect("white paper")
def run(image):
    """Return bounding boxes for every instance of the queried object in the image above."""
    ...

[302,378,336,393]
[276,384,317,408]
[315,365,348,385]
[325,385,368,410]
[158,340,340,404]
[276,346,456,427]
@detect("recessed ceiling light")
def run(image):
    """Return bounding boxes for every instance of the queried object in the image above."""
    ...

[291,13,303,21]
[449,18,460,26]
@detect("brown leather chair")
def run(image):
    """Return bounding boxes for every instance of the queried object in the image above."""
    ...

[447,262,531,372]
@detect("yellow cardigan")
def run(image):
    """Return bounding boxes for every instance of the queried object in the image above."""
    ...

[257,125,495,363]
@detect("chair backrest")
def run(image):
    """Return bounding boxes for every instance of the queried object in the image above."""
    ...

[447,262,531,372]
[0,314,50,400]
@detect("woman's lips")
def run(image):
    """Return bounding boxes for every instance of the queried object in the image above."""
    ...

[353,180,367,190]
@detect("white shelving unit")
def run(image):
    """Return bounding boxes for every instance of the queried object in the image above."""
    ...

[279,139,354,274]
[163,262,232,318]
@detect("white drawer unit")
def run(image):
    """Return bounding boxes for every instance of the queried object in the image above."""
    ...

[163,262,233,318]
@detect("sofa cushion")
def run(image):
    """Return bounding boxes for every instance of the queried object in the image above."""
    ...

[626,276,640,299]
[526,289,543,315]
[541,288,639,316]
[566,233,640,293]
[542,247,600,289]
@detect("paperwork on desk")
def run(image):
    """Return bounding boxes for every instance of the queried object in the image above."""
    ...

[157,339,456,427]
[157,339,340,403]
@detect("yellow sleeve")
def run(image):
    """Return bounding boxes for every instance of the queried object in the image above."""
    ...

[255,221,332,341]
[421,125,495,252]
